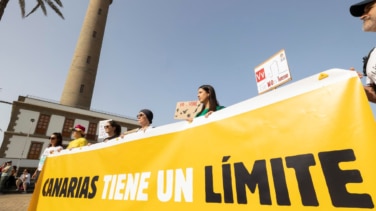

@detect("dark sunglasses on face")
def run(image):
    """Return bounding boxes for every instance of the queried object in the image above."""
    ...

[49,137,56,140]
[137,113,145,118]
[104,125,110,129]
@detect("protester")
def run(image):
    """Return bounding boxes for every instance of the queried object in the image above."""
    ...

[195,84,225,118]
[16,169,30,193]
[121,109,154,137]
[66,124,88,149]
[103,120,122,142]
[32,132,64,182]
[136,109,154,133]
[350,0,376,102]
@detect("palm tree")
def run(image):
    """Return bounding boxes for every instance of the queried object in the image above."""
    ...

[0,0,64,21]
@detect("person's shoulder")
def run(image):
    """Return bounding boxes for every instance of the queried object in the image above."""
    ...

[123,128,139,135]
[216,105,225,110]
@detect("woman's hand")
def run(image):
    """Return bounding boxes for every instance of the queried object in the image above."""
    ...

[185,117,193,123]
[350,67,363,78]
[204,111,214,118]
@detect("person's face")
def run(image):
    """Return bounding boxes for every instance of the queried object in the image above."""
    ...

[197,88,210,104]
[72,130,82,139]
[137,112,150,127]
[104,122,114,134]
[361,2,376,32]
[49,135,57,145]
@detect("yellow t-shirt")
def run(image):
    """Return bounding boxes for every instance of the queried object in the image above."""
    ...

[66,137,88,149]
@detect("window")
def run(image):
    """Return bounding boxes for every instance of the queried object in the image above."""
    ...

[62,118,74,138]
[86,56,91,64]
[35,114,50,135]
[86,122,97,140]
[27,142,43,159]
[80,84,84,93]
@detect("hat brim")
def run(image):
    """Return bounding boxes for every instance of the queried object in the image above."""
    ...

[350,0,375,17]
[70,128,85,134]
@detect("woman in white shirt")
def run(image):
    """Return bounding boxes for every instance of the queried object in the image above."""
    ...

[16,169,31,193]
[32,132,63,182]
[121,109,154,137]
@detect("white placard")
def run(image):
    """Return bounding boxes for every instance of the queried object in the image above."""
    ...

[98,119,111,140]
[254,49,292,94]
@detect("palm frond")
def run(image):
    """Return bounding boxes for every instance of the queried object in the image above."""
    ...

[26,0,64,19]
[19,0,25,18]
[1,0,64,21]
[25,4,40,18]
[45,0,64,19]
[0,0,10,21]
[53,0,63,8]
[39,0,47,16]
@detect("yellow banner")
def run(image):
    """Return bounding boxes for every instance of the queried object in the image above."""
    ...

[29,70,376,210]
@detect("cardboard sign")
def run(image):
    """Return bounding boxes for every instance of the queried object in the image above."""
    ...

[174,101,203,119]
[254,49,292,94]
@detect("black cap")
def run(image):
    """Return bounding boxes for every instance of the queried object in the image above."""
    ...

[140,109,153,124]
[350,0,375,17]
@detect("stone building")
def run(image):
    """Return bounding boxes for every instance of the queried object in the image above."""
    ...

[0,95,138,171]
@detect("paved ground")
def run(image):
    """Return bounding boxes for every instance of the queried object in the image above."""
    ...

[0,193,32,211]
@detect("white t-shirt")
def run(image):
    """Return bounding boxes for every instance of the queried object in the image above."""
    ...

[366,48,376,85]
[37,146,63,171]
[19,173,31,184]
[136,125,154,133]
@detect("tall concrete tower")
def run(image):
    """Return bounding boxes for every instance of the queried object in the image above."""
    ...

[60,0,113,109]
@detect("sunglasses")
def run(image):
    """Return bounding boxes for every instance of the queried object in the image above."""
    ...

[137,113,145,118]
[49,137,56,140]
[104,125,110,129]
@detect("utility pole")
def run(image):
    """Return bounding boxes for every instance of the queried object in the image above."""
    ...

[16,118,35,171]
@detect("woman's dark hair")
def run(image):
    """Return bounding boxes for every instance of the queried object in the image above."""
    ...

[48,132,63,147]
[196,84,220,116]
[109,120,122,137]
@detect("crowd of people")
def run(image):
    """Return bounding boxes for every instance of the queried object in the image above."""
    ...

[0,83,220,194]
[0,160,30,194]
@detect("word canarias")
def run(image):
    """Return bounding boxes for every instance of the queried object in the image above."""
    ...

[42,176,99,198]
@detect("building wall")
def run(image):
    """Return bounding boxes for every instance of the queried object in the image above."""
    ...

[0,96,139,171]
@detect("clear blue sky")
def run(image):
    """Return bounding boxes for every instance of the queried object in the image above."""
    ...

[0,0,375,135]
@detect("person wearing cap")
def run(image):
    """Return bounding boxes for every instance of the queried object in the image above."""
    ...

[67,124,88,150]
[136,109,154,133]
[350,0,376,103]
[121,109,154,137]
[0,160,12,193]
